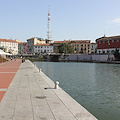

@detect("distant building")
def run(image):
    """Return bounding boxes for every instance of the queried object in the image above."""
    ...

[91,43,97,54]
[70,40,91,54]
[53,40,71,53]
[34,44,53,54]
[96,35,120,54]
[53,40,91,54]
[0,38,18,55]
[18,42,27,55]
[27,37,46,54]
[27,37,52,54]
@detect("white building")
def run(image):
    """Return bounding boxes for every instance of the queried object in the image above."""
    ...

[34,44,53,54]
[0,39,18,55]
[91,43,97,54]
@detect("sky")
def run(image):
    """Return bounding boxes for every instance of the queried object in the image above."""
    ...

[0,0,120,43]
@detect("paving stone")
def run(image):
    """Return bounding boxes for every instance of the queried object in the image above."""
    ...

[0,60,98,120]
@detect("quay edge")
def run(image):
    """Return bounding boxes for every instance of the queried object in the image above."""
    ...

[32,60,98,120]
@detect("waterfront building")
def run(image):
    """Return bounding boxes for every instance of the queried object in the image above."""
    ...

[70,40,91,54]
[53,40,71,53]
[0,38,18,55]
[96,35,120,54]
[27,37,52,54]
[53,40,91,54]
[27,37,46,54]
[34,44,53,54]
[91,43,97,54]
[18,42,27,55]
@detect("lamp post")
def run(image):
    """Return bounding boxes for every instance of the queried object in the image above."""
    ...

[108,43,110,61]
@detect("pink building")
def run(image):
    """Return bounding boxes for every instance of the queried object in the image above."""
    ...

[18,42,27,55]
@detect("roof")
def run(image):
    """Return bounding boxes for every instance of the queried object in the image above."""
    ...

[36,37,43,40]
[96,35,120,41]
[35,44,51,46]
[18,42,27,45]
[53,40,91,44]
[0,38,18,43]
[53,41,71,44]
[27,37,44,41]
[70,40,91,43]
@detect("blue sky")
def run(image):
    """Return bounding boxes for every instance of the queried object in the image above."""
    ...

[0,0,120,42]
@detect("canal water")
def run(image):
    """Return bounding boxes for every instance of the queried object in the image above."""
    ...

[34,62,120,120]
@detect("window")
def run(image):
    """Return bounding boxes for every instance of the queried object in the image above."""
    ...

[117,40,119,42]
[99,41,101,44]
[107,40,109,43]
[112,40,114,43]
[103,41,105,44]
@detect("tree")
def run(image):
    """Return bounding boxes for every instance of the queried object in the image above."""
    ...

[113,48,120,60]
[58,43,74,54]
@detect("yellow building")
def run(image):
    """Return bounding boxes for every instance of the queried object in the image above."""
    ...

[71,40,91,54]
[53,40,91,54]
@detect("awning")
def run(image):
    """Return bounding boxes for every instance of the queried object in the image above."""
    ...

[0,49,12,55]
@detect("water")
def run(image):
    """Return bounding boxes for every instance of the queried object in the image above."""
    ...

[34,61,120,120]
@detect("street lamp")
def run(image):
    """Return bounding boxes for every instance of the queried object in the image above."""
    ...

[108,43,110,60]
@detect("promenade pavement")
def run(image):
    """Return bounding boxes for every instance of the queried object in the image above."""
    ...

[0,60,98,120]
[0,59,21,102]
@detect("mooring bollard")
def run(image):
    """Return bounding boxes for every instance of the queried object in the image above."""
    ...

[39,68,42,72]
[54,81,59,89]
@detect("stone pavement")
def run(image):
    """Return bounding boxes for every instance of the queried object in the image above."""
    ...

[0,60,98,120]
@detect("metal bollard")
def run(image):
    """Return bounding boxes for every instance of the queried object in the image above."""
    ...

[54,81,59,89]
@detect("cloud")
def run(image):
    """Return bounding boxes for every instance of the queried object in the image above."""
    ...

[112,17,120,23]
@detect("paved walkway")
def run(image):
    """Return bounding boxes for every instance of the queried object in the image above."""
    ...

[0,59,21,102]
[0,60,98,120]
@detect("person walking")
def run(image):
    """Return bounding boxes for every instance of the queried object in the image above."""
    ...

[14,56,16,61]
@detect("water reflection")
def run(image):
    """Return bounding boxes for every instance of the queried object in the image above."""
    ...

[34,62,120,120]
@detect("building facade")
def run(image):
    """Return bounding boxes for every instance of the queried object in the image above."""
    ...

[34,44,53,54]
[91,43,97,54]
[27,37,46,54]
[18,42,27,55]
[0,38,18,55]
[96,35,120,54]
[53,40,91,54]
[70,40,91,54]
[53,41,71,53]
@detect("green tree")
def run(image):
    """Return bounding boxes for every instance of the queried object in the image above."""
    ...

[113,48,120,60]
[59,43,74,54]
